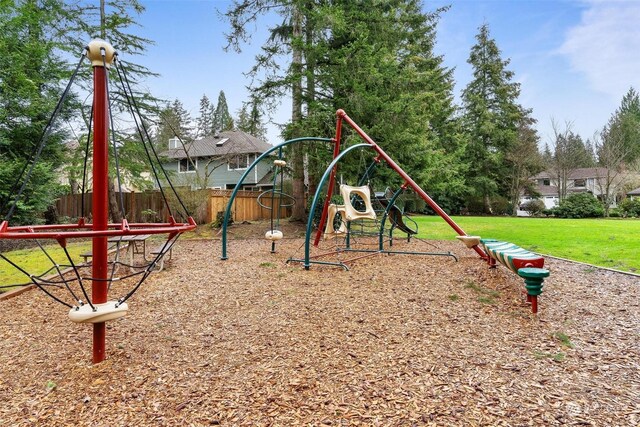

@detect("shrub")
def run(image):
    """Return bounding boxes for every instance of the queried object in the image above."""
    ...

[619,198,640,218]
[553,193,604,218]
[608,208,622,218]
[464,196,512,215]
[491,196,512,215]
[521,199,546,216]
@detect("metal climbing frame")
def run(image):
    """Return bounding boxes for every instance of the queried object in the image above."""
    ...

[219,137,335,260]
[220,110,488,266]
[311,110,488,264]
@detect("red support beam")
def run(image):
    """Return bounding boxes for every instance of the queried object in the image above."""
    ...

[313,116,343,247]
[334,110,487,260]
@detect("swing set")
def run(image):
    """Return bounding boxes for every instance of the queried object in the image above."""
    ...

[220,110,489,268]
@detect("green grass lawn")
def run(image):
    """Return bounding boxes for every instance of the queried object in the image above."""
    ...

[0,242,92,291]
[412,215,640,273]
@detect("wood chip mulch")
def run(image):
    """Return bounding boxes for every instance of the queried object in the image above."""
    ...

[1,223,639,426]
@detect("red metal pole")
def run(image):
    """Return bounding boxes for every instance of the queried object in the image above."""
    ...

[92,62,109,363]
[335,110,487,259]
[313,114,343,247]
[87,40,115,363]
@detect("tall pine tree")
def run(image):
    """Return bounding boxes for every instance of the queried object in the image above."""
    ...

[461,23,524,213]
[156,99,194,148]
[225,0,468,215]
[212,91,234,135]
[0,0,73,224]
[196,94,214,139]
[236,98,267,140]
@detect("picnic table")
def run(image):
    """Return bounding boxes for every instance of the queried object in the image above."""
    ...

[80,234,151,266]
[108,234,151,266]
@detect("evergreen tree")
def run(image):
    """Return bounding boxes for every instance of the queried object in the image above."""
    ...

[62,0,157,111]
[236,98,268,140]
[0,0,72,224]
[196,94,214,139]
[593,88,640,215]
[59,0,159,222]
[541,143,553,166]
[606,87,640,166]
[212,90,234,135]
[225,0,467,214]
[156,99,194,148]
[461,23,524,213]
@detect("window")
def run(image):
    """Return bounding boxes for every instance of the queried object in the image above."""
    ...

[574,179,586,187]
[169,137,180,149]
[216,138,229,147]
[543,179,550,186]
[179,158,197,173]
[228,154,251,171]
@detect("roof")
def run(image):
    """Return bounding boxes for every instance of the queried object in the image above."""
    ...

[532,168,611,180]
[523,185,590,197]
[162,130,272,159]
[526,185,558,197]
[628,187,640,196]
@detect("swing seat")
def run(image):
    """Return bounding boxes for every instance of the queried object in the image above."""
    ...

[324,204,348,238]
[340,184,377,221]
[68,301,128,323]
[265,230,283,241]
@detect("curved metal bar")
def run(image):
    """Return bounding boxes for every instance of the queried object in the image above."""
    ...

[303,143,374,269]
[220,137,333,260]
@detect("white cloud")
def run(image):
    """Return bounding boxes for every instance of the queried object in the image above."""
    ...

[559,1,640,99]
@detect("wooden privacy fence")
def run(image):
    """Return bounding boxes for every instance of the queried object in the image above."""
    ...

[55,189,292,225]
[208,189,291,223]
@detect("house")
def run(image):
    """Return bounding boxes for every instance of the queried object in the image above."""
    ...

[518,167,627,215]
[58,139,152,193]
[628,187,640,200]
[161,131,274,190]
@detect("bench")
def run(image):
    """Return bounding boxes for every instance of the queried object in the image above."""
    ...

[480,238,550,314]
[80,244,120,264]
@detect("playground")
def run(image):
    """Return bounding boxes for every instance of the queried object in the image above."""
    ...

[0,225,639,425]
[1,40,639,425]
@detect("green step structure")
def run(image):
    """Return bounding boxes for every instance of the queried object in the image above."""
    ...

[458,236,550,314]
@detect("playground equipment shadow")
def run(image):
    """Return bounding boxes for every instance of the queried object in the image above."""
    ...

[0,236,638,426]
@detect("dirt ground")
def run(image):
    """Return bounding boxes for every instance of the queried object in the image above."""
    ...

[0,221,639,426]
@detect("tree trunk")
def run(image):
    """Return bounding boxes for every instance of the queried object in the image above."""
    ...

[304,15,319,195]
[108,176,122,223]
[290,6,305,221]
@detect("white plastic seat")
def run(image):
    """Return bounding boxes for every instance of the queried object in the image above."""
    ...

[265,230,283,241]
[68,301,128,323]
[340,184,377,221]
[324,204,348,238]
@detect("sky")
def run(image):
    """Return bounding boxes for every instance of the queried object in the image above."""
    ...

[127,0,640,147]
